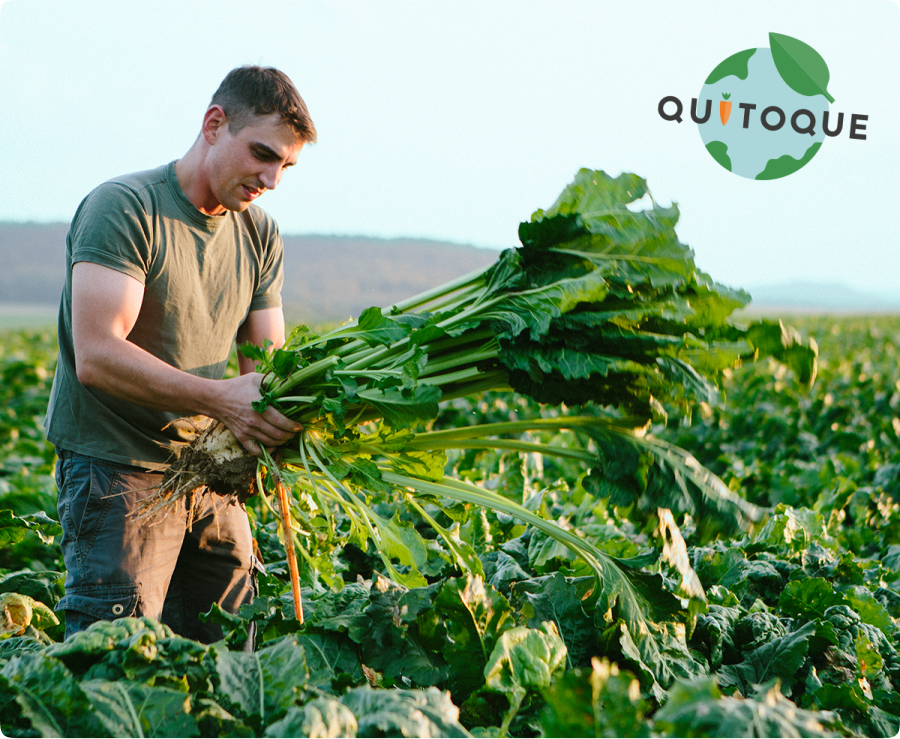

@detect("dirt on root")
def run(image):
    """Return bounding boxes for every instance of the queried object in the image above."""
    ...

[163,442,258,505]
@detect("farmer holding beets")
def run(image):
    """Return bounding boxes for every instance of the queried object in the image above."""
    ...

[44,66,315,646]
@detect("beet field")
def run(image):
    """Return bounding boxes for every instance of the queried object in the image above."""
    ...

[0,312,898,738]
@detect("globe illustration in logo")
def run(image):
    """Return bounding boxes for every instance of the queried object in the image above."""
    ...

[697,36,833,180]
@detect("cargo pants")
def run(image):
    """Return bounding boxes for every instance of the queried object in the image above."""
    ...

[54,447,259,648]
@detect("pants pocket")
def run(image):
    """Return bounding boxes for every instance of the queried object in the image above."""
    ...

[57,452,120,546]
[57,583,141,639]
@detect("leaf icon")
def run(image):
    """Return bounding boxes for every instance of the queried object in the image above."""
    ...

[769,32,835,103]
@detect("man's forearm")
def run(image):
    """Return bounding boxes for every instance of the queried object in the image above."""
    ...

[74,333,222,418]
[76,333,297,450]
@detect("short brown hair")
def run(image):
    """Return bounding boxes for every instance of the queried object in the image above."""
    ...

[210,65,317,144]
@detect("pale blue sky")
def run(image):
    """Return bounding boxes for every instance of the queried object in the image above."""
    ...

[1,0,898,296]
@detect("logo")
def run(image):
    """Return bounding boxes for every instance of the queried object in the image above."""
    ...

[658,33,868,180]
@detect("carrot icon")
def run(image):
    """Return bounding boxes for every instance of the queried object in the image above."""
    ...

[720,93,732,125]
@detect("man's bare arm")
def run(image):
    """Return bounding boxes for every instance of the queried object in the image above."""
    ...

[71,262,298,451]
[235,307,286,375]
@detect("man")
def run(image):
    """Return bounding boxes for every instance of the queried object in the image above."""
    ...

[44,65,315,644]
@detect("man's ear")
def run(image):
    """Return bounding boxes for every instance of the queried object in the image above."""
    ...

[202,105,228,145]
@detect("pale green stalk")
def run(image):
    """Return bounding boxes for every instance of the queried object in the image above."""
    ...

[297,434,333,523]
[418,366,493,387]
[418,344,499,377]
[301,434,408,581]
[435,372,512,402]
[267,354,340,397]
[406,437,596,462]
[379,470,609,595]
[409,416,646,442]
[405,496,474,574]
[388,266,488,313]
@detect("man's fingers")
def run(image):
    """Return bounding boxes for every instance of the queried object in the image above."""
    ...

[225,381,302,454]
[262,406,302,433]
[243,438,265,458]
[243,413,301,452]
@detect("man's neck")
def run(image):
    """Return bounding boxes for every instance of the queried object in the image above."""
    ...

[174,142,224,216]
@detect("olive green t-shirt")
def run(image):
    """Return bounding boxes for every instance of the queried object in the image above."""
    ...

[45,161,284,469]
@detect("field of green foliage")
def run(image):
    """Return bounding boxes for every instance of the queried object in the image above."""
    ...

[1,314,899,738]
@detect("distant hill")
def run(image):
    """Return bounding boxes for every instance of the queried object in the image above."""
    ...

[0,222,71,306]
[743,282,900,314]
[2,223,898,323]
[0,222,500,323]
[278,234,498,323]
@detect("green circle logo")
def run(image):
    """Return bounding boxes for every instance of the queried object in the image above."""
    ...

[697,33,834,180]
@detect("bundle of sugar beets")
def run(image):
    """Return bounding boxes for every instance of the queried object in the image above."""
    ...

[142,169,817,618]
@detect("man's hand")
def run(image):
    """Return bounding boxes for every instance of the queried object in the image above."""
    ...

[231,308,299,455]
[215,372,301,456]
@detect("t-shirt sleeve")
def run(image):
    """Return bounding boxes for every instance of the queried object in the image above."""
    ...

[68,183,154,284]
[249,219,284,311]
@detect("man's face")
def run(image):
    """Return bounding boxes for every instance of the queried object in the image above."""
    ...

[207,112,304,213]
